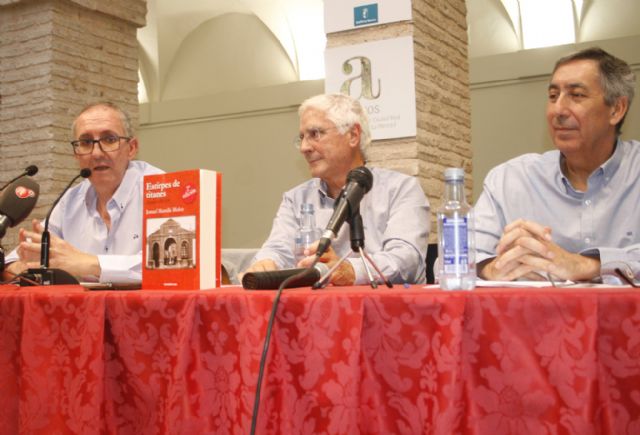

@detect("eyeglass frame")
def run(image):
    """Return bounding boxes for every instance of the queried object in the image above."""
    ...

[544,265,640,288]
[293,125,345,149]
[70,135,131,155]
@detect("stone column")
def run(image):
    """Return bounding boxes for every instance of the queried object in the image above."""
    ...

[0,0,146,248]
[326,0,471,241]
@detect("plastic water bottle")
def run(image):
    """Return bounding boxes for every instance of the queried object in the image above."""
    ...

[437,168,476,290]
[294,203,322,264]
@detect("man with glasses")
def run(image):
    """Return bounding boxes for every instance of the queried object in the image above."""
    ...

[3,102,163,283]
[242,93,430,286]
[475,47,640,284]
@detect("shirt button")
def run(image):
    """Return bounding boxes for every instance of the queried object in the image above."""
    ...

[584,199,591,206]
[585,238,591,244]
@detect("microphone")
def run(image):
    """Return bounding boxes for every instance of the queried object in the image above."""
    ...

[242,263,329,290]
[0,165,39,192]
[316,166,373,257]
[0,178,40,239]
[23,168,91,286]
[40,168,91,268]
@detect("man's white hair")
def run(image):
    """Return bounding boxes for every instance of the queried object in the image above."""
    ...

[298,93,371,159]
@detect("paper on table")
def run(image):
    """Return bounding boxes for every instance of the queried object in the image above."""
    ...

[476,280,574,288]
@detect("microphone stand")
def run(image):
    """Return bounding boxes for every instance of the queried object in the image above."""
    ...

[22,170,90,286]
[313,212,392,289]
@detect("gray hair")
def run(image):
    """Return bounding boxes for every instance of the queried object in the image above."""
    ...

[71,101,133,138]
[553,47,636,133]
[298,93,371,159]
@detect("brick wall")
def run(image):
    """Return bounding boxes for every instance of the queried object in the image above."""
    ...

[0,0,145,250]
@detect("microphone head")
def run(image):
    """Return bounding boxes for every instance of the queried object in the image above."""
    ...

[80,168,92,178]
[0,178,39,227]
[25,165,39,176]
[242,264,327,290]
[347,166,373,193]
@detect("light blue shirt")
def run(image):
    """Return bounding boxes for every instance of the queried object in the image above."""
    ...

[253,167,430,285]
[6,160,163,282]
[475,139,640,279]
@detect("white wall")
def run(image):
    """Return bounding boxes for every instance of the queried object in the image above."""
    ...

[137,6,640,249]
[138,80,323,248]
[139,36,640,248]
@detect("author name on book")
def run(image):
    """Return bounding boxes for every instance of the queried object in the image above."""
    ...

[146,207,185,215]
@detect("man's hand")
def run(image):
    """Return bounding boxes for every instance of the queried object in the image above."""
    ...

[238,258,278,283]
[479,219,600,282]
[298,242,355,286]
[15,219,101,279]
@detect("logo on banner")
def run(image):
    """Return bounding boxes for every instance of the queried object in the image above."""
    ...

[354,4,378,27]
[340,56,381,100]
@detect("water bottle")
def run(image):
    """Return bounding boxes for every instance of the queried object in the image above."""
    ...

[294,203,322,264]
[437,168,476,290]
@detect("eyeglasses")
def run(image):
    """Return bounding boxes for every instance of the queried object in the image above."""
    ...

[545,272,574,288]
[615,267,640,288]
[545,265,640,288]
[70,135,131,155]
[293,126,339,149]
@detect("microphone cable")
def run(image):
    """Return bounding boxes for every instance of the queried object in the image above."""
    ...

[0,268,41,286]
[249,264,320,435]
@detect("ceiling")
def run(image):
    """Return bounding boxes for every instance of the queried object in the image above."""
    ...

[137,0,640,103]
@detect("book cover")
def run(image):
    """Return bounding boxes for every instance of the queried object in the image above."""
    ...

[142,169,221,289]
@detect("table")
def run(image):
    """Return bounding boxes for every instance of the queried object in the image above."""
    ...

[1,284,639,434]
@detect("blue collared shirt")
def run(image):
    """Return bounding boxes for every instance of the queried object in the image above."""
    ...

[252,167,430,285]
[6,160,163,282]
[475,139,640,279]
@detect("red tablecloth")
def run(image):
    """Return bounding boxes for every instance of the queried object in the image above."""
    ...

[1,284,639,434]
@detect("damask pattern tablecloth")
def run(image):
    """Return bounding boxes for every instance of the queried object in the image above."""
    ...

[1,285,639,434]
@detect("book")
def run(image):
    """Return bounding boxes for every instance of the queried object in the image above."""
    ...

[142,169,222,289]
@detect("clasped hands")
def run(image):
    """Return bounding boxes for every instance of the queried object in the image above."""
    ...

[241,241,356,286]
[8,219,100,279]
[479,219,600,282]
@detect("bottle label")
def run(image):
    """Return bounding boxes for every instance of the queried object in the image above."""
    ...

[442,216,468,273]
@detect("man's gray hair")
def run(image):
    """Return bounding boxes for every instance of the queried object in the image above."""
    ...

[553,47,636,134]
[298,93,371,159]
[71,101,133,138]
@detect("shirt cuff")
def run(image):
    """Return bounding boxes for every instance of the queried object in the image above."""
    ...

[347,257,369,286]
[96,254,142,283]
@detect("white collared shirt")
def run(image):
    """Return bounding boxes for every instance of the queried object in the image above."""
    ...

[6,160,163,282]
[252,167,430,285]
[475,139,640,279]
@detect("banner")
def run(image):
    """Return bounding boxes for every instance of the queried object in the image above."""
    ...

[324,0,412,33]
[324,36,416,140]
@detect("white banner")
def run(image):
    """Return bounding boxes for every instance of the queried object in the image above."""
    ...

[324,0,412,34]
[324,36,416,140]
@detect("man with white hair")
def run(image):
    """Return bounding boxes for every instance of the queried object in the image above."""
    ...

[243,93,430,286]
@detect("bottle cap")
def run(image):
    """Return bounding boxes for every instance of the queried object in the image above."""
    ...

[444,167,464,181]
[300,203,314,213]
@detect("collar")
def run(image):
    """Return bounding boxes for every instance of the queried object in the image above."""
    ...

[315,165,373,199]
[599,137,623,180]
[84,162,138,213]
[558,139,623,195]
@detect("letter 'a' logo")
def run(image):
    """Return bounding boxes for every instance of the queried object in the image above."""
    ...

[15,186,36,199]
